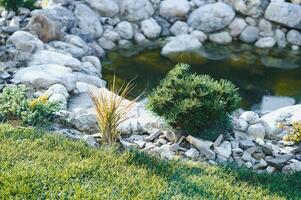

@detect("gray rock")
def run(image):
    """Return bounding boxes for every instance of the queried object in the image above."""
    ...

[214,141,232,158]
[159,0,190,19]
[232,118,249,132]
[48,41,86,59]
[63,34,91,54]
[81,56,102,72]
[186,135,213,150]
[87,0,119,17]
[45,84,69,98]
[240,111,260,125]
[188,2,235,33]
[28,50,82,72]
[32,6,76,31]
[265,1,301,30]
[266,154,294,169]
[184,148,199,159]
[7,31,44,53]
[191,30,207,42]
[228,17,247,37]
[98,37,116,50]
[12,64,76,91]
[120,0,154,22]
[224,0,267,18]
[170,21,189,36]
[115,21,134,39]
[239,26,260,43]
[103,29,120,42]
[242,151,255,164]
[260,96,296,114]
[213,134,223,147]
[274,29,287,48]
[258,19,273,37]
[282,160,301,174]
[118,39,132,49]
[75,73,106,88]
[255,37,276,48]
[161,34,202,56]
[234,131,250,141]
[246,123,266,140]
[266,166,276,173]
[49,93,67,110]
[287,30,301,46]
[74,4,103,39]
[26,14,63,42]
[239,139,255,149]
[141,18,162,38]
[253,159,267,170]
[209,31,232,44]
[145,129,162,141]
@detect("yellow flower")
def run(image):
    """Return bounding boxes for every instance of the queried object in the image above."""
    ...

[38,95,49,104]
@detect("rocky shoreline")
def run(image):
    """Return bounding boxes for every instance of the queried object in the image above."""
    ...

[0,0,301,174]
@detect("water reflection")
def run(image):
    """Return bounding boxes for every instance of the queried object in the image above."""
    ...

[103,43,301,110]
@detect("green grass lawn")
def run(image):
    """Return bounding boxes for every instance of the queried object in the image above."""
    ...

[0,124,301,199]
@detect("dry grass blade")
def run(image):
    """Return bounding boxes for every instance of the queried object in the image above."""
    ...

[89,77,141,145]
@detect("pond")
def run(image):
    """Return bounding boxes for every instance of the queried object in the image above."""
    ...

[103,43,301,112]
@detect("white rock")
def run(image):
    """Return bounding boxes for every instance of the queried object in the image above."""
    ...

[274,29,287,48]
[82,56,102,72]
[287,30,301,46]
[120,0,154,22]
[74,4,103,39]
[45,84,69,98]
[87,0,119,17]
[228,18,247,37]
[246,123,265,140]
[115,21,134,39]
[12,64,76,91]
[255,37,276,48]
[184,148,199,159]
[141,18,162,38]
[239,26,260,43]
[170,21,189,36]
[214,141,232,158]
[209,31,232,44]
[191,30,207,42]
[28,50,82,71]
[188,2,235,33]
[48,41,86,59]
[7,31,44,53]
[159,0,190,19]
[240,111,260,125]
[49,93,67,110]
[161,34,202,56]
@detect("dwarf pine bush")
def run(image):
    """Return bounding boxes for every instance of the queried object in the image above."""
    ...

[0,0,36,12]
[147,63,241,138]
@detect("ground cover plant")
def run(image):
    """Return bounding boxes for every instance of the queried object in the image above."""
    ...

[0,85,58,126]
[0,0,37,12]
[147,63,241,139]
[0,123,301,199]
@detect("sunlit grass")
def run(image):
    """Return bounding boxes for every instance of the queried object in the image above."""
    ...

[0,123,301,199]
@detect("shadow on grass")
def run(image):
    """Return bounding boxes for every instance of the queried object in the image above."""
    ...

[127,149,301,199]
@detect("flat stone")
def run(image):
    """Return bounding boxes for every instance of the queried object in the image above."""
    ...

[145,129,162,142]
[213,134,223,147]
[184,148,200,159]
[239,140,255,149]
[266,154,294,169]
[214,141,232,158]
[186,135,213,150]
[260,96,296,114]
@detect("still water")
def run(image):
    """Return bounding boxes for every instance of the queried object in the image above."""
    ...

[103,43,301,111]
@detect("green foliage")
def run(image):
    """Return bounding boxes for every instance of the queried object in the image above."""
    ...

[0,85,28,120]
[147,63,241,137]
[0,0,37,12]
[284,122,301,144]
[0,123,301,199]
[0,85,58,126]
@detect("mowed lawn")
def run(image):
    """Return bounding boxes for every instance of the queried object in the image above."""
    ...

[0,124,300,199]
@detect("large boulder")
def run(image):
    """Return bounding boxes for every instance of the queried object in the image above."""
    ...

[261,105,301,136]
[265,1,301,30]
[159,0,190,19]
[26,14,63,42]
[120,0,154,22]
[87,0,119,17]
[11,64,76,91]
[141,18,161,38]
[74,4,103,39]
[224,0,269,18]
[187,2,235,33]
[32,6,76,31]
[28,50,82,71]
[49,41,86,59]
[7,31,44,53]
[161,34,202,56]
